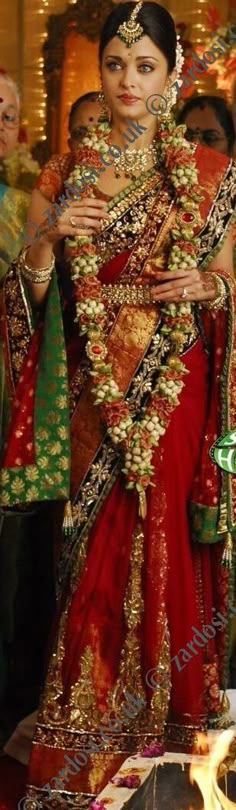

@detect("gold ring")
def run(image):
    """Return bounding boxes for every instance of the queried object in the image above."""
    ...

[70,216,77,228]
[181,287,188,299]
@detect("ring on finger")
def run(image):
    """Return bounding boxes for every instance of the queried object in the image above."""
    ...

[181,287,188,299]
[70,216,77,228]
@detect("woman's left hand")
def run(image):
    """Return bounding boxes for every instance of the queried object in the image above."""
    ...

[146,266,217,303]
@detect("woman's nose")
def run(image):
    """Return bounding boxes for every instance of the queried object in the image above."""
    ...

[120,66,136,88]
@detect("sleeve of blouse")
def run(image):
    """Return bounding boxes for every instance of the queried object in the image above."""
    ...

[34,153,73,202]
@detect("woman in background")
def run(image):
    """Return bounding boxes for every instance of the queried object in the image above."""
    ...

[0,73,30,278]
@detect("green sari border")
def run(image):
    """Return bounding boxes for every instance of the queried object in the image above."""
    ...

[188,501,219,544]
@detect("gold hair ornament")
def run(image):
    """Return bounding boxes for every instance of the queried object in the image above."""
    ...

[117,1,144,48]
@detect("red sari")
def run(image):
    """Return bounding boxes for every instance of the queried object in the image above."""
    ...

[0,144,235,806]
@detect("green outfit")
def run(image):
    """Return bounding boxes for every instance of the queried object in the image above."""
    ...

[0,183,29,279]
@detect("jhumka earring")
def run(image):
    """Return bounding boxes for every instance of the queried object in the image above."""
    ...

[98,88,111,122]
[159,79,174,119]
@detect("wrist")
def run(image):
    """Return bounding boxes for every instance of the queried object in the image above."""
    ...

[200,273,228,311]
[18,246,55,285]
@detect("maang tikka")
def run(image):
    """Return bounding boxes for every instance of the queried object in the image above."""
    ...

[117,1,144,48]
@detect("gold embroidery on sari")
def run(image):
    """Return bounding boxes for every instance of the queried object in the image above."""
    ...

[38,532,89,732]
[96,171,163,267]
[109,524,146,730]
[150,626,171,733]
[69,366,90,417]
[120,194,173,285]
[1,267,33,391]
[70,646,98,728]
[198,161,236,267]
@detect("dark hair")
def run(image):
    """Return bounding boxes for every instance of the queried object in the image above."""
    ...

[177,94,235,154]
[99,2,176,73]
[69,92,100,131]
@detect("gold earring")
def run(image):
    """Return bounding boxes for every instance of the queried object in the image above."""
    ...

[159,80,174,119]
[98,89,110,122]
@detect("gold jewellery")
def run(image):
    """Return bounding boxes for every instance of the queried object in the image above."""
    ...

[117,1,144,48]
[102,282,154,306]
[113,143,158,179]
[201,273,228,311]
[19,247,55,284]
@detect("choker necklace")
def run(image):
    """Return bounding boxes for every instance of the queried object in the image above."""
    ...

[113,143,158,179]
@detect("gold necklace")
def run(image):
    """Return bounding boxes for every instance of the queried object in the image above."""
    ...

[113,143,158,179]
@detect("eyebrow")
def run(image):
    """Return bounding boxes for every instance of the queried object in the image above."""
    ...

[105,55,159,62]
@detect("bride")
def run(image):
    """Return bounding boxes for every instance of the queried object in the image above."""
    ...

[0,2,235,806]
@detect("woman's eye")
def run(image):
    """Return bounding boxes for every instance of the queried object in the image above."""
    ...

[139,64,154,72]
[106,62,122,71]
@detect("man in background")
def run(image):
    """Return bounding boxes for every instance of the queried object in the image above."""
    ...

[177,95,235,156]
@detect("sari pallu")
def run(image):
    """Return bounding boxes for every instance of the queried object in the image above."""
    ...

[0,147,235,806]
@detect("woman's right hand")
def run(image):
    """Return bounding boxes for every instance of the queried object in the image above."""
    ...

[38,197,110,246]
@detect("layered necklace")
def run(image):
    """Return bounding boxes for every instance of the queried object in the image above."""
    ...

[113,142,158,179]
[66,118,203,519]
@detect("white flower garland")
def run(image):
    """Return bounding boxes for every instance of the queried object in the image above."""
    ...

[66,120,203,516]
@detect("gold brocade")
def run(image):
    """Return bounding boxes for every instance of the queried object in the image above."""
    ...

[95,170,163,268]
[109,523,146,724]
[151,628,171,735]
[38,531,89,730]
[0,266,33,393]
[70,646,99,728]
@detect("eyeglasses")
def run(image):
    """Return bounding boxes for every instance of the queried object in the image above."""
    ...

[0,105,20,130]
[185,128,227,147]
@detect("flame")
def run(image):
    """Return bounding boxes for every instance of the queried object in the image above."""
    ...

[190,730,236,809]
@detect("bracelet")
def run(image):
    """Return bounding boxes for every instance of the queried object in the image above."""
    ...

[201,273,228,311]
[102,283,154,307]
[19,247,55,284]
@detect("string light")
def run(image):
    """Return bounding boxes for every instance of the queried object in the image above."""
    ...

[23,0,56,145]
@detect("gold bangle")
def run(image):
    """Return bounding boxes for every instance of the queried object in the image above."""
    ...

[19,247,55,284]
[102,283,153,307]
[202,273,228,311]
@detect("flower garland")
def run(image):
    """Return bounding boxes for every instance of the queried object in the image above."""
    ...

[66,119,203,518]
[0,143,40,192]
